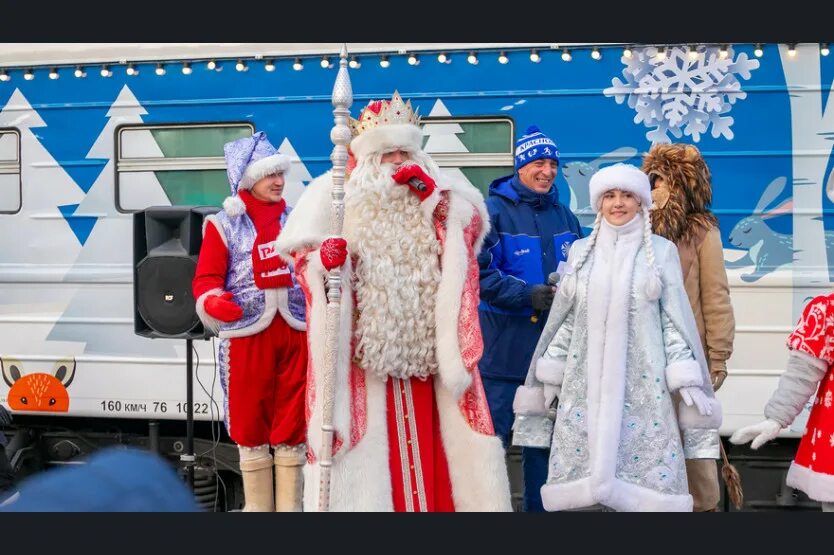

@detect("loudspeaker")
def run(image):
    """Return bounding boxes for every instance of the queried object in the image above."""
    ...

[133,205,220,339]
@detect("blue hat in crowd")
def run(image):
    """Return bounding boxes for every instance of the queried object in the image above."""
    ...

[514,125,560,171]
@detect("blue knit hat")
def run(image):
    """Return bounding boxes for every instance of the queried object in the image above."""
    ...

[515,125,560,170]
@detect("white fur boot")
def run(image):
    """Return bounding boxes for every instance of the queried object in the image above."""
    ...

[273,444,306,512]
[239,445,274,512]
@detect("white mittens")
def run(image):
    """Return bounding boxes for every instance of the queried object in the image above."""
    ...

[729,418,782,450]
[543,384,561,408]
[679,386,712,416]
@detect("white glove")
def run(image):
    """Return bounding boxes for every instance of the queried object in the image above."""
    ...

[679,386,712,416]
[543,384,561,408]
[729,418,782,450]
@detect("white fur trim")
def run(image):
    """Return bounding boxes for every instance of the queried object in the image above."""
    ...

[442,169,490,252]
[420,185,444,221]
[302,252,353,454]
[435,380,513,511]
[238,153,291,191]
[350,124,423,160]
[195,287,225,335]
[434,188,478,400]
[223,195,247,217]
[541,476,693,512]
[677,397,722,429]
[304,376,393,511]
[535,357,566,386]
[217,289,280,339]
[589,163,652,212]
[512,385,548,416]
[665,359,705,391]
[275,287,307,331]
[275,171,333,263]
[584,217,642,505]
[786,462,834,502]
[306,372,513,511]
[202,216,228,249]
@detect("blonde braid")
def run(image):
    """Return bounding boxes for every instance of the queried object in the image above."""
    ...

[560,213,602,300]
[642,205,662,300]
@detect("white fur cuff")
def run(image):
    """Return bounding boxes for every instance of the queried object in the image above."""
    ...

[535,357,566,386]
[665,359,704,391]
[195,288,225,335]
[678,397,722,429]
[513,385,548,416]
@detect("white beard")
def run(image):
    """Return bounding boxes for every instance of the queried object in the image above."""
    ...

[342,162,442,381]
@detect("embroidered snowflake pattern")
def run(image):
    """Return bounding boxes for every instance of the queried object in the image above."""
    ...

[830,432,834,448]
[825,390,832,408]
[603,45,760,143]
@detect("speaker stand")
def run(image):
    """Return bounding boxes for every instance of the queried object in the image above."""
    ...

[181,338,195,489]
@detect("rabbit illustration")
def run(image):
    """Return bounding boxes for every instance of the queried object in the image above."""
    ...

[562,146,638,230]
[726,176,795,282]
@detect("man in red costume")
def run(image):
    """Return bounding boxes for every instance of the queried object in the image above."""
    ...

[276,92,512,511]
[192,131,308,512]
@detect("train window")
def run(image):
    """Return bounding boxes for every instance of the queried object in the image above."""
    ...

[420,117,514,196]
[116,122,254,212]
[0,129,21,214]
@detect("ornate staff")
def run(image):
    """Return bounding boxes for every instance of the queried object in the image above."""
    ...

[318,44,352,512]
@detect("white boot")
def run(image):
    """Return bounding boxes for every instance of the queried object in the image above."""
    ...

[273,444,306,512]
[239,445,274,512]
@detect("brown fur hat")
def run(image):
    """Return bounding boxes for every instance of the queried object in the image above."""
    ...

[642,143,718,245]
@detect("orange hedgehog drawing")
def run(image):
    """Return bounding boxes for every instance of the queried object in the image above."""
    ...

[1,357,76,413]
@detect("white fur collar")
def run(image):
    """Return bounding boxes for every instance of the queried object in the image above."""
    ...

[598,213,644,245]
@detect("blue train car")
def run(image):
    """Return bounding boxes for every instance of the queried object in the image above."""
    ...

[0,42,832,510]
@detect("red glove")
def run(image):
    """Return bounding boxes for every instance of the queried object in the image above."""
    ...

[320,237,348,271]
[392,164,436,202]
[204,292,243,322]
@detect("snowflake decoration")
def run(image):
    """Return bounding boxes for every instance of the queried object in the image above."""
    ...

[830,432,834,448]
[604,45,760,143]
[825,390,832,408]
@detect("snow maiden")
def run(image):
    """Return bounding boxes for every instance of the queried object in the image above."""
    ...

[511,163,722,512]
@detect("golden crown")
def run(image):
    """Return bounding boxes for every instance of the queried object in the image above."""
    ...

[349,90,421,137]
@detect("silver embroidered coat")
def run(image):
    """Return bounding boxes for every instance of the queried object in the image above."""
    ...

[512,215,722,512]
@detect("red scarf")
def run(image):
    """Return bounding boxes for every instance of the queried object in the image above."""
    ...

[239,190,292,289]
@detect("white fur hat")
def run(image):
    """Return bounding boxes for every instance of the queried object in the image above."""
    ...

[350,123,423,160]
[589,163,652,212]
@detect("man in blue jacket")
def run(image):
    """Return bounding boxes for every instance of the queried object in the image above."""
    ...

[478,125,582,512]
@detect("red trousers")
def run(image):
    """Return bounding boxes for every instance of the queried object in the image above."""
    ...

[225,315,308,447]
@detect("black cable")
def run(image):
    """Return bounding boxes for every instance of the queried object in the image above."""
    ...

[194,338,227,511]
